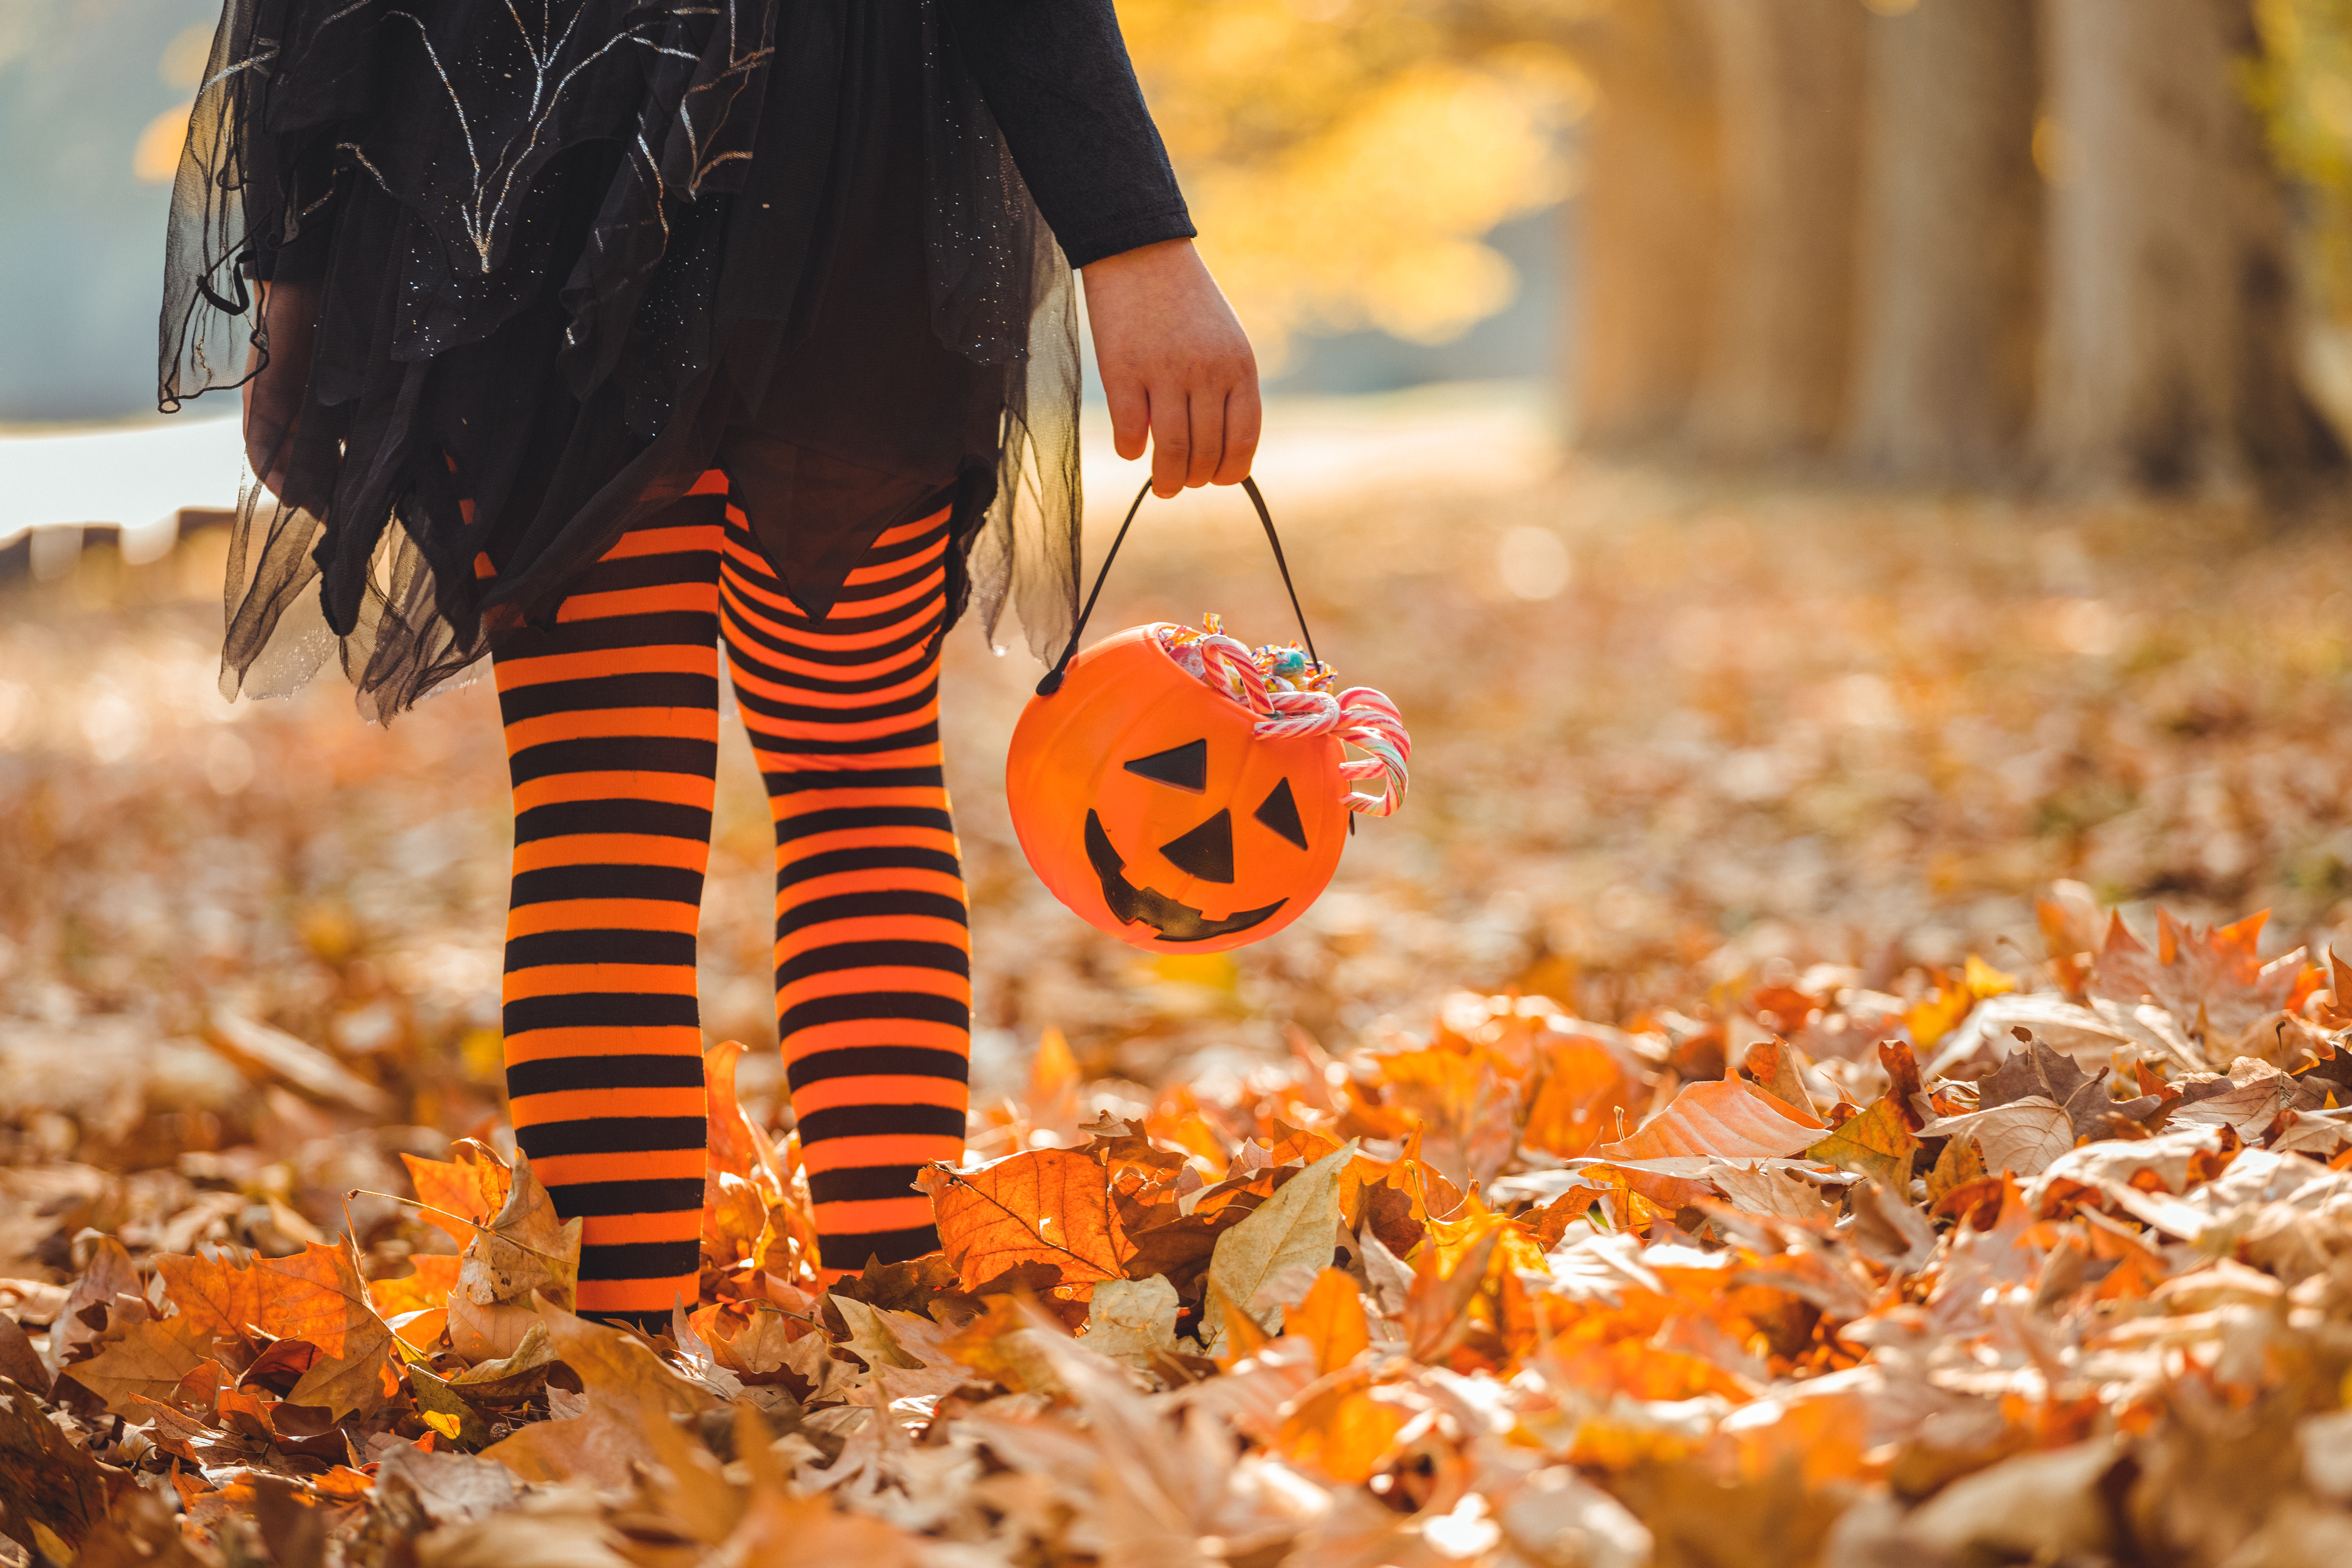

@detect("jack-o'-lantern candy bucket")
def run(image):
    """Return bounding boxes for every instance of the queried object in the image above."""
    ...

[1007,480,1410,953]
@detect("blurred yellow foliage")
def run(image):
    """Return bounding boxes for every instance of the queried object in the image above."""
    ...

[2253,0,2352,318]
[133,102,191,184]
[1119,0,1587,362]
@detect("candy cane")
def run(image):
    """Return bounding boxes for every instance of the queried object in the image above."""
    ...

[1156,619,1411,816]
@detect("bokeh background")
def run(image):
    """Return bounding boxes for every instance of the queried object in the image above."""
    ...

[12,0,2352,1184]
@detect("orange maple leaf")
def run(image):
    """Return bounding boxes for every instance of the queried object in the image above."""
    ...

[2088,908,2303,1045]
[151,1243,394,1418]
[155,1243,371,1357]
[918,1149,1132,1295]
[401,1140,512,1246]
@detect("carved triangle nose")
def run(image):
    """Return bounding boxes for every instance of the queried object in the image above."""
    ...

[1158,808,1234,883]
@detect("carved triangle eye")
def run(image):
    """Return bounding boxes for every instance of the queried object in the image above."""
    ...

[1253,778,1308,850]
[1123,738,1207,792]
[1159,809,1235,883]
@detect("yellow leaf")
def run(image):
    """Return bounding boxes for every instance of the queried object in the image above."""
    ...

[1965,954,2018,999]
[1924,1128,1988,1210]
[1804,1095,1920,1192]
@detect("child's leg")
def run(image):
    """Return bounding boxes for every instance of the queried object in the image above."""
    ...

[493,485,726,1324]
[718,499,972,1281]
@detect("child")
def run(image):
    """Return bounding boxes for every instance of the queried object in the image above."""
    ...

[161,0,1258,1324]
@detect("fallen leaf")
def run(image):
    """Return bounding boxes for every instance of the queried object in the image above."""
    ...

[1804,1095,1919,1191]
[1598,1077,1824,1164]
[1846,1180,1938,1273]
[48,1236,140,1372]
[2089,910,2300,1051]
[1284,1267,1371,1376]
[1918,1097,2076,1178]
[149,1242,394,1419]
[449,1321,559,1404]
[2171,1057,2323,1139]
[1277,1376,1407,1484]
[0,1377,114,1556]
[209,1006,394,1115]
[1706,1161,1835,1222]
[1523,1036,1641,1160]
[1403,1227,1500,1363]
[1982,1036,2112,1135]
[413,1500,638,1568]
[1899,1436,2121,1559]
[1201,1143,1354,1353]
[59,1318,216,1417]
[1742,1040,1816,1119]
[373,1442,522,1528]
[831,1294,981,1400]
[401,1141,512,1248]
[1082,1275,1181,1373]
[410,1366,494,1448]
[373,1253,463,1318]
[1924,1130,1988,1210]
[721,1480,920,1567]
[918,1149,1132,1295]
[447,1155,581,1363]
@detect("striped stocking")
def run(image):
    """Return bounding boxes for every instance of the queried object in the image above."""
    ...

[718,497,972,1282]
[494,493,723,1324]
[495,473,974,1316]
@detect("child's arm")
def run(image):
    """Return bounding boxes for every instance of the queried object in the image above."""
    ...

[939,0,1258,495]
[1082,239,1260,498]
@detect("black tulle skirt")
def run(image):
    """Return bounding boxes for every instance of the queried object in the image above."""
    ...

[161,0,1079,718]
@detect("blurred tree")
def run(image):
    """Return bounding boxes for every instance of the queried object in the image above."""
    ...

[1571,0,1721,448]
[1687,0,1866,460]
[1115,0,1588,369]
[2035,0,2339,491]
[1844,0,2041,482]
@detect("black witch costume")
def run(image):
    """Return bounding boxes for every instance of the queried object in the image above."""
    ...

[159,0,1194,718]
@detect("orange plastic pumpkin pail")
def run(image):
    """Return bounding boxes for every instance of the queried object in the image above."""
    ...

[1006,624,1351,953]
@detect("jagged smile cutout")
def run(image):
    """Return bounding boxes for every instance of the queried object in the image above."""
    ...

[1084,810,1286,943]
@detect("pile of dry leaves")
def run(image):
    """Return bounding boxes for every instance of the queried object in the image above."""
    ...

[7,891,2352,1568]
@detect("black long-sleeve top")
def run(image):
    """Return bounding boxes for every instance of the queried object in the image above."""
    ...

[940,0,1194,267]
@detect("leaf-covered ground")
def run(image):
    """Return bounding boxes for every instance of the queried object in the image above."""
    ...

[10,441,2352,1566]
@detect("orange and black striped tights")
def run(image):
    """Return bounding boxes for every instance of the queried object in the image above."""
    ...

[492,472,969,1323]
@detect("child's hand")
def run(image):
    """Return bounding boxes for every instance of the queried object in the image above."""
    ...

[1081,239,1260,498]
[242,280,318,499]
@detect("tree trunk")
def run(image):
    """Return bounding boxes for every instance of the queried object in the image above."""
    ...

[1688,0,1867,461]
[1570,0,1720,450]
[2035,0,2339,492]
[1844,0,2041,482]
